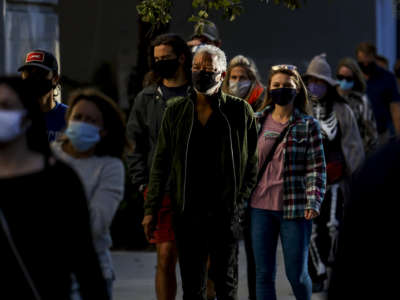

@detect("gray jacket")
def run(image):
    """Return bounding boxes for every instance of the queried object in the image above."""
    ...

[333,101,365,175]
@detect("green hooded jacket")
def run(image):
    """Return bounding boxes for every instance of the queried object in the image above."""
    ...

[144,89,258,225]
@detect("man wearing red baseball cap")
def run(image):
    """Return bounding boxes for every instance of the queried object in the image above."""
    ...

[18,49,67,142]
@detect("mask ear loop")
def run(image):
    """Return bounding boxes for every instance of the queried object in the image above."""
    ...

[53,84,60,98]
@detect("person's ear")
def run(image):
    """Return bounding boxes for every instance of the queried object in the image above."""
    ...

[52,74,60,86]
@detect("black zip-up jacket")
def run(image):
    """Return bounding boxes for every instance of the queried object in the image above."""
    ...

[126,85,168,189]
[144,89,258,227]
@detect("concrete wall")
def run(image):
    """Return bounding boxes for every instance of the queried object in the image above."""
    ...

[58,0,138,106]
[58,0,376,102]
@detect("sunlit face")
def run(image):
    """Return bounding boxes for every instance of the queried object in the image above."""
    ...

[153,44,177,63]
[0,84,30,143]
[229,66,249,83]
[21,66,52,80]
[69,99,104,129]
[0,84,24,111]
[337,66,354,78]
[20,66,58,88]
[190,36,219,47]
[192,36,212,45]
[357,51,375,66]
[192,52,219,73]
[270,72,297,90]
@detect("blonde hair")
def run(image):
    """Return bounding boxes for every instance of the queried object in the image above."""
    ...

[222,55,261,94]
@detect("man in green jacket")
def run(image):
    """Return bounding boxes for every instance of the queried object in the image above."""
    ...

[142,44,258,300]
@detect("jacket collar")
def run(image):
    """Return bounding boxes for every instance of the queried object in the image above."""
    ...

[189,87,227,109]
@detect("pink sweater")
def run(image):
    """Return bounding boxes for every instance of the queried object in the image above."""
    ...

[251,114,288,211]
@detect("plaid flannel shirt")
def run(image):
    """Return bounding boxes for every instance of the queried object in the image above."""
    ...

[255,106,327,219]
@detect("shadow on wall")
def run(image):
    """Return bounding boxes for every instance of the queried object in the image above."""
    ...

[60,62,118,105]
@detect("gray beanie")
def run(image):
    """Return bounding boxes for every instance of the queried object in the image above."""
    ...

[304,53,338,86]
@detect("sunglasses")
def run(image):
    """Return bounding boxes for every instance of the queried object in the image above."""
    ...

[271,64,298,72]
[336,74,354,81]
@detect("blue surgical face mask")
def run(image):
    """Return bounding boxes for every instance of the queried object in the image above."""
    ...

[338,79,354,91]
[65,121,101,152]
[0,109,28,142]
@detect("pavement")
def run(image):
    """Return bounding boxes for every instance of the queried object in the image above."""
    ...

[112,241,327,300]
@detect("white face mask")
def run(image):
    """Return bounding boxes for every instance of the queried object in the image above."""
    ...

[0,109,27,143]
[229,80,252,98]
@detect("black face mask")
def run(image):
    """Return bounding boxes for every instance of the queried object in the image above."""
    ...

[269,88,297,106]
[192,70,220,94]
[153,58,180,79]
[358,61,376,76]
[24,77,54,99]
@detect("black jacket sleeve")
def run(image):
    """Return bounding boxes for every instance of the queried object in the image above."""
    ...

[126,92,149,188]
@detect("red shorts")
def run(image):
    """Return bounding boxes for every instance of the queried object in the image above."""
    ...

[144,188,175,244]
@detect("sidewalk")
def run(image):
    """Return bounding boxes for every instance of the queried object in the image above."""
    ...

[112,241,327,300]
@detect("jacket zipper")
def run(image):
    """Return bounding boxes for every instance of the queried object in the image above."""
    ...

[219,107,238,218]
[182,101,195,212]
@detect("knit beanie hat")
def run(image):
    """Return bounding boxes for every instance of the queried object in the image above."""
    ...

[304,53,338,86]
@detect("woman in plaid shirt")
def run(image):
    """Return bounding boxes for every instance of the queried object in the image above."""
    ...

[250,65,326,300]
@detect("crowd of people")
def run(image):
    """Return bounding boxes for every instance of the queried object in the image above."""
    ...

[1,19,400,300]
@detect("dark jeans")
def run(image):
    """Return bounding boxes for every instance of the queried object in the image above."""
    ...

[174,214,239,300]
[243,210,256,300]
[251,208,312,300]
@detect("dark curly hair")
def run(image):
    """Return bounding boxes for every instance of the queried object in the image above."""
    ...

[144,33,192,87]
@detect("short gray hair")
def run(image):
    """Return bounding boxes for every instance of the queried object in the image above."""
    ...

[193,44,227,73]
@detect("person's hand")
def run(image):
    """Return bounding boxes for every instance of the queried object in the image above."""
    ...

[142,215,154,242]
[304,209,319,220]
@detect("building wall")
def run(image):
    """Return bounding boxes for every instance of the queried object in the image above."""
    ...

[168,0,376,78]
[58,0,377,103]
[0,0,59,76]
[58,0,138,106]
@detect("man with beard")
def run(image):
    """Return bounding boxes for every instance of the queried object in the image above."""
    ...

[142,44,258,300]
[18,50,67,142]
[126,33,192,300]
[356,42,400,143]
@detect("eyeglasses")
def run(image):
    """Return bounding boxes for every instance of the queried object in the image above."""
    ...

[336,74,354,81]
[271,64,298,72]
